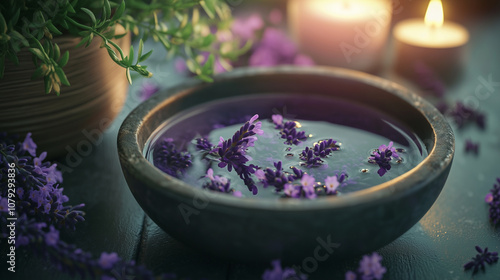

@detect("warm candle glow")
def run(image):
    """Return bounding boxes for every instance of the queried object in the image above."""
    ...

[424,0,444,28]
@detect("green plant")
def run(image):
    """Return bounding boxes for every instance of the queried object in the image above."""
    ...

[0,0,243,95]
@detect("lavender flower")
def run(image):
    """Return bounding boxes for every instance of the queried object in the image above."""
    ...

[262,259,307,280]
[13,214,157,279]
[272,114,308,145]
[202,168,242,197]
[324,176,340,194]
[138,80,160,101]
[255,161,303,191]
[464,246,499,274]
[0,133,85,230]
[248,27,315,68]
[22,132,37,156]
[345,252,387,280]
[213,114,263,194]
[282,174,318,199]
[465,140,479,155]
[299,139,340,167]
[368,142,400,177]
[195,137,213,152]
[232,13,264,41]
[153,138,192,178]
[485,178,500,226]
[444,101,486,129]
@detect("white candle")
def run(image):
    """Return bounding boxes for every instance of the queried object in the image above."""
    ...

[288,0,393,71]
[393,0,469,82]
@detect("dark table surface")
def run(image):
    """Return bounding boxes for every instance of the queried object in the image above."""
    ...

[4,11,500,280]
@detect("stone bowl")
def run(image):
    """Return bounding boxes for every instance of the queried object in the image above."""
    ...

[117,66,454,262]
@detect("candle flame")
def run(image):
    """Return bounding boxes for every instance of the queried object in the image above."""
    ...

[424,0,444,28]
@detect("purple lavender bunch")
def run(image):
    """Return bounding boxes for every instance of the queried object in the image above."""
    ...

[485,178,500,226]
[0,133,85,230]
[202,168,242,197]
[463,246,499,274]
[272,114,308,145]
[254,161,304,191]
[345,252,387,280]
[213,114,263,194]
[262,259,307,280]
[153,138,192,178]
[299,139,340,167]
[368,142,400,177]
[14,214,165,280]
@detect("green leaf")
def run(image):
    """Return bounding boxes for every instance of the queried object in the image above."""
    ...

[201,54,215,75]
[0,13,7,33]
[31,66,45,80]
[67,2,76,13]
[180,23,193,40]
[111,1,126,22]
[198,74,213,83]
[107,48,119,62]
[46,21,62,35]
[75,36,90,48]
[103,0,111,19]
[138,50,153,63]
[53,43,61,60]
[9,31,29,47]
[129,45,134,64]
[44,76,52,94]
[55,67,70,86]
[59,51,69,67]
[114,32,127,39]
[81,8,97,25]
[29,48,47,61]
[200,0,215,19]
[10,9,20,27]
[126,68,132,84]
[60,20,69,29]
[157,35,171,49]
[138,39,144,59]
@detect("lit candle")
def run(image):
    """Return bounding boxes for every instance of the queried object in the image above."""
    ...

[288,0,393,72]
[393,0,469,83]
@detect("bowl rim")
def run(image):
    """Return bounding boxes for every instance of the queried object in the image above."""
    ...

[118,66,454,211]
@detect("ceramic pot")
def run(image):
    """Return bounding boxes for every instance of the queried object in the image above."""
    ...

[0,26,130,157]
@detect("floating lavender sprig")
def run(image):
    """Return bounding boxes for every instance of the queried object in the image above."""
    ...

[202,168,242,197]
[153,138,192,178]
[368,142,401,177]
[299,139,340,167]
[345,252,387,280]
[255,161,303,191]
[212,114,263,194]
[272,114,308,145]
[262,259,308,280]
[485,178,500,226]
[463,246,499,274]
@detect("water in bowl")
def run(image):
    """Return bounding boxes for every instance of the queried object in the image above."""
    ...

[144,94,428,199]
